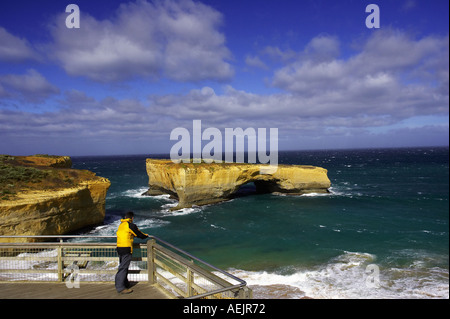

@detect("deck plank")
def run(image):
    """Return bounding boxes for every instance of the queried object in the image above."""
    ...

[0,282,169,299]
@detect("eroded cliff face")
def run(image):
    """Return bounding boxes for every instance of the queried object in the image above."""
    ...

[0,155,110,242]
[145,159,331,209]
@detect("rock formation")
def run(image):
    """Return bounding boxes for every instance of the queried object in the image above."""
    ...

[0,155,110,242]
[144,159,331,209]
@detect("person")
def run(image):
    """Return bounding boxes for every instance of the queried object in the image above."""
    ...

[115,211,149,294]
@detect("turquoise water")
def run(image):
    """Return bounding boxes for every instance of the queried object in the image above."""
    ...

[72,147,449,298]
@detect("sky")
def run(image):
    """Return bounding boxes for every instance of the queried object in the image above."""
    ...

[0,0,448,156]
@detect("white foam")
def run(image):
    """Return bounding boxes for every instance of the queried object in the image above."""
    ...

[327,186,363,198]
[0,248,150,282]
[122,187,153,199]
[272,186,363,198]
[211,224,226,230]
[161,202,178,209]
[136,218,170,228]
[108,187,175,201]
[228,251,449,299]
[159,206,203,217]
[2,248,447,298]
[300,192,330,197]
[150,194,173,200]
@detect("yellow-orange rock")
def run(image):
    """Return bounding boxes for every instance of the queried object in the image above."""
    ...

[0,155,110,242]
[14,155,73,168]
[144,159,331,209]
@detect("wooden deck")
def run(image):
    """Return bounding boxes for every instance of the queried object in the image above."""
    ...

[0,282,170,299]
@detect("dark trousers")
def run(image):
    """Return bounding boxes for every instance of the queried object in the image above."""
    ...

[115,252,132,292]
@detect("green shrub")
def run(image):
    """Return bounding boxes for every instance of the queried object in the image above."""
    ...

[0,164,49,185]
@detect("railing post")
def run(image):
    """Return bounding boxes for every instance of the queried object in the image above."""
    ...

[0,235,252,299]
[187,264,194,297]
[57,238,63,282]
[146,239,156,284]
[238,286,252,299]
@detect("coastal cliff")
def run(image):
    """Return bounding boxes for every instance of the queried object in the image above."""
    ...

[0,155,110,242]
[144,159,331,209]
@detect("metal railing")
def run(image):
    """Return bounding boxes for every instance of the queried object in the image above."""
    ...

[0,235,252,299]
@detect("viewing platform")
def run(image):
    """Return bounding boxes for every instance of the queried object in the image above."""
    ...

[0,235,252,299]
[0,282,168,299]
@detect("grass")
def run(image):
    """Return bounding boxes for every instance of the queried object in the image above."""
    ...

[0,163,49,183]
[0,155,96,201]
[0,160,49,199]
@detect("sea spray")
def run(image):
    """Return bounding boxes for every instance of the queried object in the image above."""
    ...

[229,251,449,299]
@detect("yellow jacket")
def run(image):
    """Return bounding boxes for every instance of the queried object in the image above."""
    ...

[116,218,148,253]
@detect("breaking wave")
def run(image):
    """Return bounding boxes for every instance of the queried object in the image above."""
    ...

[230,251,449,299]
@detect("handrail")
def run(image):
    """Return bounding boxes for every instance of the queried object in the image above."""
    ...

[0,235,246,285]
[0,235,116,239]
[0,235,249,298]
[149,235,247,288]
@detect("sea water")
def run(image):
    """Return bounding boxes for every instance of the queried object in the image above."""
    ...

[72,147,449,299]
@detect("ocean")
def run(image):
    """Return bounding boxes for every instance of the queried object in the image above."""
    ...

[71,147,449,299]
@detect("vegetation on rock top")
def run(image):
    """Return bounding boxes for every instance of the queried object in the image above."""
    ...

[0,155,98,200]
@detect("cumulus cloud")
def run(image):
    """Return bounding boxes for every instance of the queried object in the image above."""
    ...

[0,27,40,63]
[0,26,447,154]
[0,77,447,155]
[0,69,60,102]
[262,46,297,62]
[245,55,268,69]
[271,31,449,117]
[303,34,340,62]
[350,30,448,77]
[48,0,233,83]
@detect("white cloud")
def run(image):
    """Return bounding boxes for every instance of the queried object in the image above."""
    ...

[48,0,233,83]
[349,30,448,76]
[304,34,340,61]
[0,27,447,155]
[273,59,347,95]
[245,55,268,69]
[0,79,447,155]
[0,69,60,102]
[262,46,297,62]
[271,31,449,117]
[0,27,40,63]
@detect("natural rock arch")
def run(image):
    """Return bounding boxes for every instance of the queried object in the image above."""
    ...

[144,159,331,210]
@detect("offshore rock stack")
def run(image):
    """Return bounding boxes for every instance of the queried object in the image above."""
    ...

[144,159,331,210]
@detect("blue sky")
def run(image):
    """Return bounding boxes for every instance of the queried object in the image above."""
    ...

[0,0,448,156]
